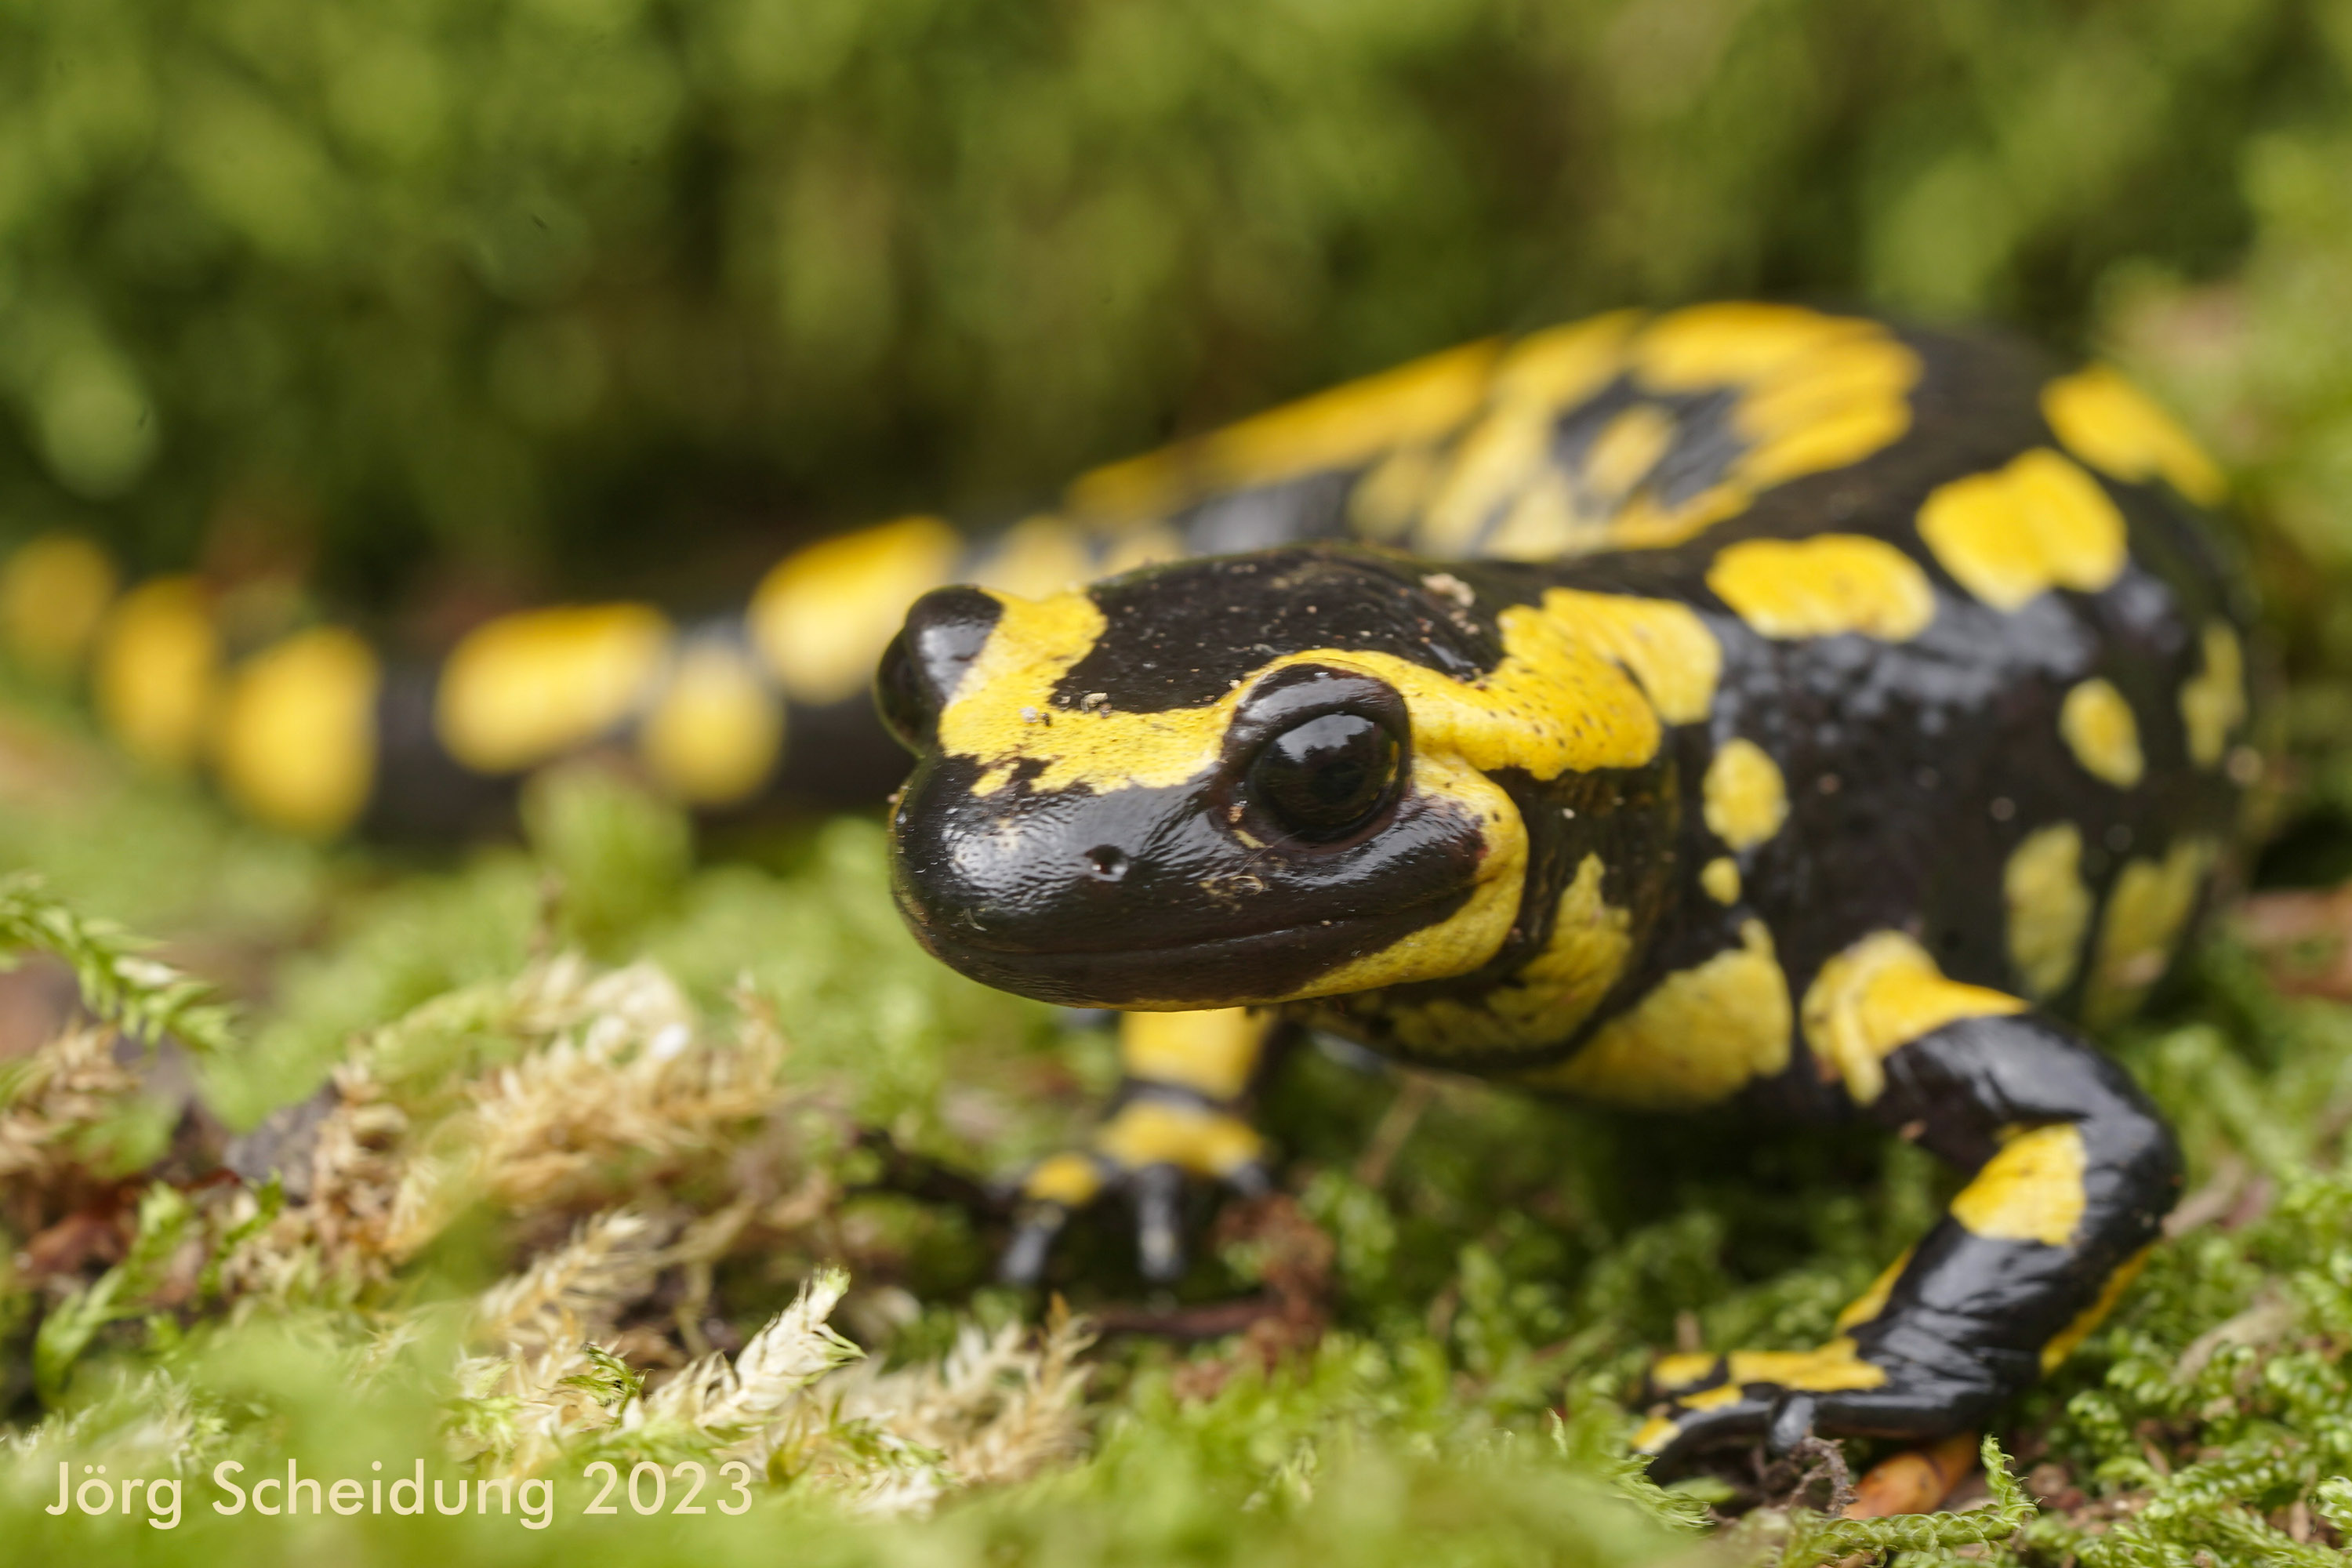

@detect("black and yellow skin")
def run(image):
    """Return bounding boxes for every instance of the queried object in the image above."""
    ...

[873,306,2252,1472]
[0,304,2253,1474]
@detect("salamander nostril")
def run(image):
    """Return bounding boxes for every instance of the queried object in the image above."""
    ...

[1083,845,1130,881]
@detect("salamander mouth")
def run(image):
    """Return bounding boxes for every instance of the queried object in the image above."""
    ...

[905,888,1474,1010]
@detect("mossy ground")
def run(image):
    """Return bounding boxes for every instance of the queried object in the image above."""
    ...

[2,684,2350,1568]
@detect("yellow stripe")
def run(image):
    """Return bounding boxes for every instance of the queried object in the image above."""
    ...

[215,628,382,837]
[1374,853,1633,1057]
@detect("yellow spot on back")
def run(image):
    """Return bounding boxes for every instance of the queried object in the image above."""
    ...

[93,576,221,771]
[2059,678,2145,789]
[2005,823,2092,1000]
[1369,854,1634,1057]
[1119,1008,1274,1102]
[1802,931,2027,1104]
[2085,837,2216,1026]
[1706,535,1936,641]
[1071,340,1504,524]
[1,534,118,673]
[1700,857,1741,905]
[1951,1123,2087,1247]
[1915,448,2129,612]
[2042,365,2226,506]
[1519,918,1791,1110]
[638,642,784,806]
[1703,738,1788,851]
[750,517,962,705]
[215,628,381,837]
[972,515,1096,600]
[1723,1338,1887,1393]
[2040,1245,2151,1373]
[1539,589,1722,725]
[2180,621,2245,769]
[436,604,671,774]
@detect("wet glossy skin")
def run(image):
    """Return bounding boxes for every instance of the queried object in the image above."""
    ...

[1,303,2252,1475]
[877,307,2251,1471]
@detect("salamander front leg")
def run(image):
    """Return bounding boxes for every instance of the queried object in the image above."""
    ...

[1638,939,2182,1475]
[1002,1008,1281,1286]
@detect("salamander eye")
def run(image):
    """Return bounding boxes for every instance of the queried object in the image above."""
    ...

[1248,711,1403,842]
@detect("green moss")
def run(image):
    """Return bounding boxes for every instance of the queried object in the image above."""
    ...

[0,756,2347,1565]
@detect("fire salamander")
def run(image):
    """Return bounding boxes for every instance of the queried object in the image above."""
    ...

[874,305,2254,1472]
[0,304,2254,1475]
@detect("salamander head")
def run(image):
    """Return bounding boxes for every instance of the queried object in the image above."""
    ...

[877,546,1669,1010]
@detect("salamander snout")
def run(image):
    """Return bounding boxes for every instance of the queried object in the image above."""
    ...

[876,585,1001,753]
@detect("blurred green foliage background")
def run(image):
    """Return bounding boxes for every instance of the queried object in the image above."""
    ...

[5,0,2351,637]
